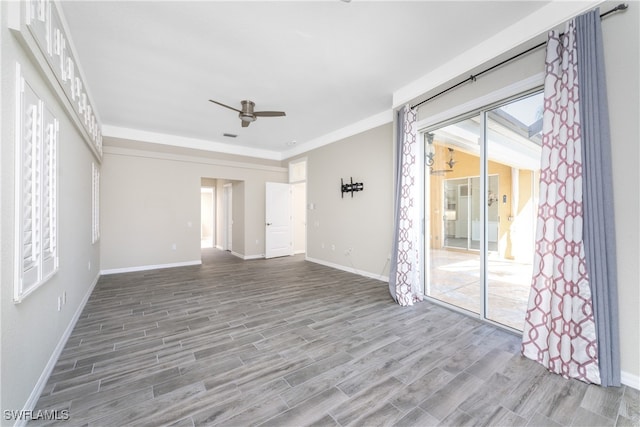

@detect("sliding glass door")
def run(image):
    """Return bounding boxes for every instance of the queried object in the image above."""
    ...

[425,116,481,315]
[484,93,542,330]
[424,91,542,331]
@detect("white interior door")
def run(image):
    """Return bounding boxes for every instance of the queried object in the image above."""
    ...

[265,182,293,259]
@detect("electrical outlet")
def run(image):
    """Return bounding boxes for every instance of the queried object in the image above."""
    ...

[331,244,335,251]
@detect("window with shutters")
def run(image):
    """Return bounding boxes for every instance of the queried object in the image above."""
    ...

[15,64,59,302]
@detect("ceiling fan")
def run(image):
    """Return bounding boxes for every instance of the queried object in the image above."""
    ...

[429,148,457,175]
[209,99,285,127]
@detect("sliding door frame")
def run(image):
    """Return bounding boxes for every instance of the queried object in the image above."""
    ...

[417,85,543,334]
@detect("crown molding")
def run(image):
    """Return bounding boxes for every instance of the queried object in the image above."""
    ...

[281,109,393,159]
[102,145,287,174]
[102,125,283,161]
[103,108,394,162]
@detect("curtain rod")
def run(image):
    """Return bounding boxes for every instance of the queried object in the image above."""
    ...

[410,3,629,111]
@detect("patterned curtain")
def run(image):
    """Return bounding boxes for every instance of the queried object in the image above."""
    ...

[388,106,423,306]
[521,18,601,384]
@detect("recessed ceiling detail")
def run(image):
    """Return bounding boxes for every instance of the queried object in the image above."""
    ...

[58,1,595,159]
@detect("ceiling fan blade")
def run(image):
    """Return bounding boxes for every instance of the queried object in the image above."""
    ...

[242,120,250,128]
[209,99,242,114]
[253,111,286,117]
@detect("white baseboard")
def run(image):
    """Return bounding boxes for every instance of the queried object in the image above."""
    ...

[100,260,201,275]
[231,251,263,260]
[305,256,389,283]
[621,370,640,390]
[16,273,100,427]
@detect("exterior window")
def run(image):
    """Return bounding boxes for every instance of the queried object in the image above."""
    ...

[15,64,59,302]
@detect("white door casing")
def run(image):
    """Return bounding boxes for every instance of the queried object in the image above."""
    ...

[223,183,232,251]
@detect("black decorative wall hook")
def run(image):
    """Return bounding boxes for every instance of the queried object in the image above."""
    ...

[341,177,364,198]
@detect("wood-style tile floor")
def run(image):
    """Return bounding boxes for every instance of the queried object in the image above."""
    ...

[33,249,638,426]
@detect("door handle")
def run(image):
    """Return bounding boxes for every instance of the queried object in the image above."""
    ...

[266,222,272,226]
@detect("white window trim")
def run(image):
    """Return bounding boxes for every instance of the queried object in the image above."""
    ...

[92,162,100,244]
[14,63,59,303]
[288,157,307,184]
[415,73,544,132]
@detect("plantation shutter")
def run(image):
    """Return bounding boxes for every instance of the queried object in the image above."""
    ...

[20,83,42,290]
[41,106,58,279]
[15,71,59,301]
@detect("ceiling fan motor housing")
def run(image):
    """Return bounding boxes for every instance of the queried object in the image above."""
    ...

[240,100,257,122]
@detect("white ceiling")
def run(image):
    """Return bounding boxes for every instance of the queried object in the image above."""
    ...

[59,1,593,160]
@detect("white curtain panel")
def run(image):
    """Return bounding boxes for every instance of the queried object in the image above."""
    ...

[389,106,423,307]
[521,19,600,384]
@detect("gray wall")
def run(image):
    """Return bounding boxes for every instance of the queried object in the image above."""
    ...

[100,141,287,270]
[301,123,394,280]
[1,2,101,413]
[603,1,640,384]
[215,180,227,250]
[100,151,201,269]
[232,181,245,256]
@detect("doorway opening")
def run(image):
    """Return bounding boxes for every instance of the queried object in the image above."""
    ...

[200,186,215,249]
[443,175,499,252]
[200,178,239,255]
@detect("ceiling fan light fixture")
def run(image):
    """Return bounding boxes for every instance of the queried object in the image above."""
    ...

[240,114,256,122]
